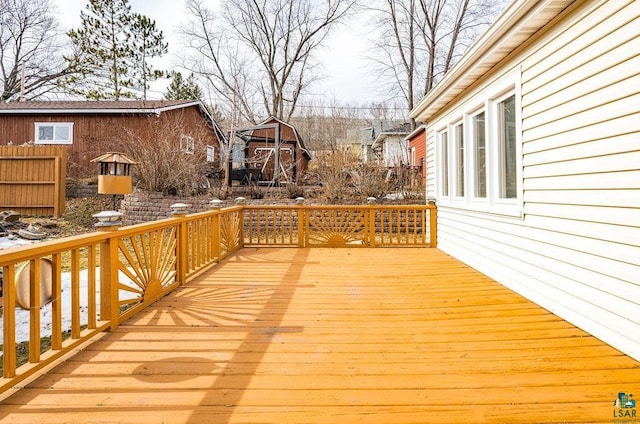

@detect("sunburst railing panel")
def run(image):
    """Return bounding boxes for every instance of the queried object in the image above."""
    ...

[220,207,243,257]
[116,227,178,313]
[306,207,369,247]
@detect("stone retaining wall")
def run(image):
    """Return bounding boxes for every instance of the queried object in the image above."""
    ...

[120,191,215,225]
[120,190,425,225]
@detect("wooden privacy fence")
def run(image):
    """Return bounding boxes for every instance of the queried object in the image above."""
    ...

[0,146,67,217]
[0,203,435,394]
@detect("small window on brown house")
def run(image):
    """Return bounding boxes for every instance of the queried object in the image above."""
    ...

[180,134,195,154]
[35,122,73,145]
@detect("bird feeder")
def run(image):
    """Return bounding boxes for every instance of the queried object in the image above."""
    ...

[91,152,137,195]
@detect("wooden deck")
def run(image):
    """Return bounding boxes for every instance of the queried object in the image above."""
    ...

[0,248,638,423]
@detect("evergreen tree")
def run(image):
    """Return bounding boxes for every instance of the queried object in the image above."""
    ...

[64,0,166,100]
[132,14,167,99]
[164,71,203,100]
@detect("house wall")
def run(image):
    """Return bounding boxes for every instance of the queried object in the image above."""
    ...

[425,1,640,359]
[0,106,221,178]
[246,140,297,183]
[381,136,409,167]
[244,121,309,182]
[409,129,426,183]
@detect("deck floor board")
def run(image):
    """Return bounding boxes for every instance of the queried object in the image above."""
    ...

[0,248,638,423]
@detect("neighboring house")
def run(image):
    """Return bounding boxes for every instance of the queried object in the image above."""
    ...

[234,117,312,185]
[406,124,426,185]
[370,122,411,167]
[410,0,640,360]
[363,121,411,167]
[335,127,371,159]
[0,100,226,177]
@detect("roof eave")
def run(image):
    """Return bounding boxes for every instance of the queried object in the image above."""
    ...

[405,124,426,141]
[0,101,200,115]
[410,0,574,122]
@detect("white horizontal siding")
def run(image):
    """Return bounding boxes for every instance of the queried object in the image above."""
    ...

[524,203,640,229]
[522,0,638,96]
[524,74,640,130]
[523,92,640,142]
[523,48,640,118]
[427,0,640,360]
[524,170,640,190]
[524,150,640,178]
[523,112,640,154]
[523,133,640,166]
[524,189,640,208]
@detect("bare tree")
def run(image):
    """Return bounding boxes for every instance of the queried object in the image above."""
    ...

[181,0,357,123]
[0,0,70,101]
[368,0,507,127]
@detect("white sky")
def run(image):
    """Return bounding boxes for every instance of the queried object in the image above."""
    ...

[52,0,380,104]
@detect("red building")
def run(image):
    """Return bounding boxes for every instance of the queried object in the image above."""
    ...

[0,100,225,178]
[234,117,311,185]
[406,125,426,185]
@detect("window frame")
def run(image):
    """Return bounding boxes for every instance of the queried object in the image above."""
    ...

[470,107,487,201]
[437,129,449,199]
[206,145,215,162]
[495,92,517,200]
[34,122,73,145]
[488,87,522,214]
[410,146,416,168]
[433,68,522,217]
[452,120,465,200]
[180,134,195,154]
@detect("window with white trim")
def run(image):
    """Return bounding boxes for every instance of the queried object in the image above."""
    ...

[438,130,449,197]
[454,122,464,198]
[472,111,486,198]
[35,123,73,144]
[434,69,522,216]
[206,145,215,162]
[497,94,517,199]
[180,134,195,154]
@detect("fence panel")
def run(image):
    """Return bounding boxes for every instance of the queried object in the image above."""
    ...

[0,146,67,217]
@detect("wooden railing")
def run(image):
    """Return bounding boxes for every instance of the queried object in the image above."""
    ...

[244,204,436,248]
[0,203,434,393]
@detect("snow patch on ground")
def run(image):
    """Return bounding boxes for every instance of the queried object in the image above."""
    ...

[1,266,102,345]
[1,237,137,345]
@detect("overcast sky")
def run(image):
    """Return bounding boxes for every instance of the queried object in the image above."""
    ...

[52,0,379,104]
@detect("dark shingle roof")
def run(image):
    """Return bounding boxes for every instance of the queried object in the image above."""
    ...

[0,100,198,114]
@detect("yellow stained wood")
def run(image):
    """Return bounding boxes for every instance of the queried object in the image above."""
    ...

[0,248,638,424]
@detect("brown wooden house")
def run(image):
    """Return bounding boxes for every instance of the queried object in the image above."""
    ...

[234,117,311,185]
[0,100,226,178]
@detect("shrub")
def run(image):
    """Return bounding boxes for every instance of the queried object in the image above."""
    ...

[90,112,214,196]
[311,149,360,201]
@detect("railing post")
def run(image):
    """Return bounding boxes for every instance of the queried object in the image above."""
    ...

[210,199,223,261]
[236,197,246,249]
[428,199,437,248]
[28,258,41,363]
[296,197,305,247]
[171,203,190,285]
[94,210,122,331]
[2,264,16,377]
[367,197,377,248]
